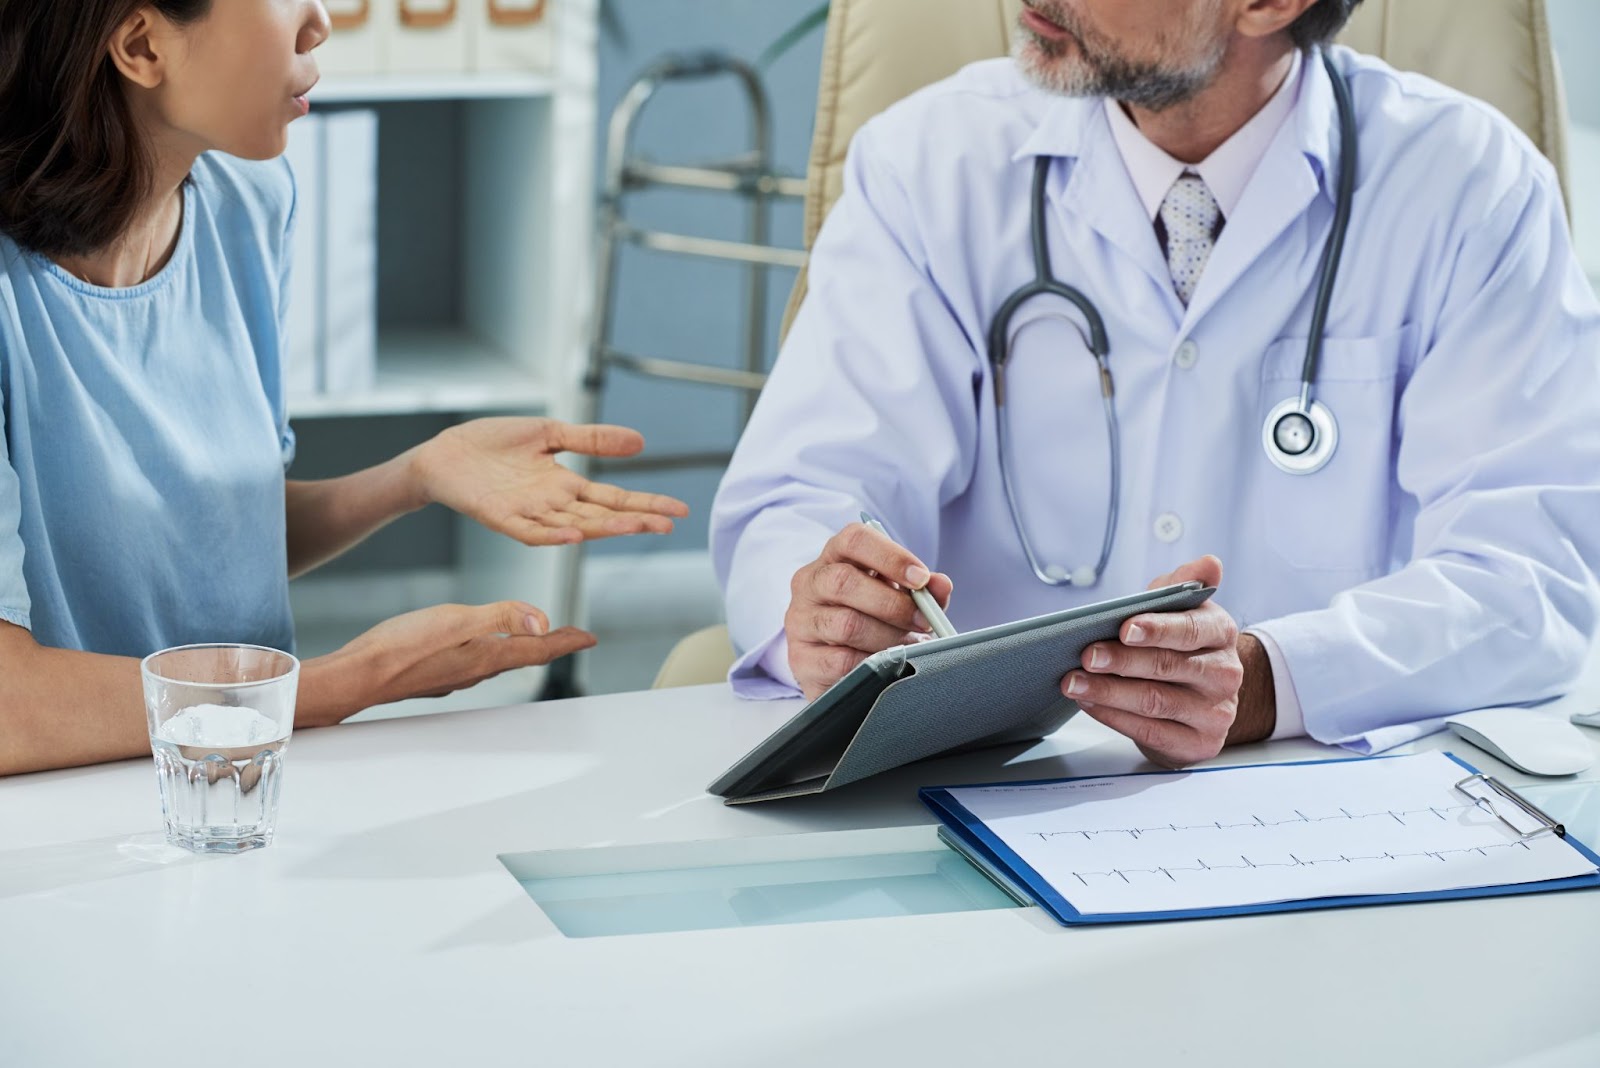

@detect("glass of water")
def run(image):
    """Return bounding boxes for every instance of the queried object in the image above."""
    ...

[140,644,300,854]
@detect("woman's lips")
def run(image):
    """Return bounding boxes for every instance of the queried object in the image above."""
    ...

[291,77,319,116]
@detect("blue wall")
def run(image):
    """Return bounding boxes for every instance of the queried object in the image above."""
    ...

[586,0,825,556]
[1549,0,1600,127]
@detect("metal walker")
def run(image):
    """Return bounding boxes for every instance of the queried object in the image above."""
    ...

[541,52,808,699]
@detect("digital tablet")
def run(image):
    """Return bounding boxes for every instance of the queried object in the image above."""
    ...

[708,580,1215,804]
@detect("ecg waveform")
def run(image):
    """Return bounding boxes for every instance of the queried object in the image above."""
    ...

[959,754,1596,912]
[1068,840,1534,886]
[1030,801,1484,843]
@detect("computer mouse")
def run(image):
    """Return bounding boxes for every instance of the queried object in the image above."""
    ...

[1446,707,1595,777]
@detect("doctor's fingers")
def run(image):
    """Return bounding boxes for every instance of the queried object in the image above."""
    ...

[1062,671,1234,734]
[823,524,937,593]
[794,645,874,702]
[1074,703,1228,769]
[919,572,954,608]
[795,561,929,632]
[1146,554,1224,592]
[789,602,916,655]
[1122,601,1238,653]
[1079,644,1245,698]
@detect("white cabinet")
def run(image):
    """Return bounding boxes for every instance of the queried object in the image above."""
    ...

[316,0,557,79]
[287,0,597,719]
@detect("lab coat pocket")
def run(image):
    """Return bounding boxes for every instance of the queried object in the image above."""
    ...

[1255,323,1417,573]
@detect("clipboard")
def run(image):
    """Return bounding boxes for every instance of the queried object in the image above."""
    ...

[920,752,1600,925]
[708,581,1215,804]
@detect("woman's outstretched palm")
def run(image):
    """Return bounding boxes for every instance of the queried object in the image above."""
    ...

[414,418,689,545]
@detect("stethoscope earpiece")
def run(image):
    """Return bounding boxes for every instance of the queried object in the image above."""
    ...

[1263,397,1339,475]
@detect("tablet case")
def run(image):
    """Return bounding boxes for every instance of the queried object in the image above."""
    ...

[709,582,1215,804]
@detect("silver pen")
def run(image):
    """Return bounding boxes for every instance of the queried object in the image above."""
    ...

[858,511,958,639]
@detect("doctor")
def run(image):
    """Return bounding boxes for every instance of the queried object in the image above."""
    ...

[711,0,1600,767]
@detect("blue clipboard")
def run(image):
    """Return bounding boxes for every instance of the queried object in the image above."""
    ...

[919,752,1600,926]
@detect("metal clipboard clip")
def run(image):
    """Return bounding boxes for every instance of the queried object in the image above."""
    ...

[1454,773,1566,840]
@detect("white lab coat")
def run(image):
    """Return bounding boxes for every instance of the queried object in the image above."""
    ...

[711,48,1600,752]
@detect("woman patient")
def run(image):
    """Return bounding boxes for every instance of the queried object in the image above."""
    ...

[0,0,687,775]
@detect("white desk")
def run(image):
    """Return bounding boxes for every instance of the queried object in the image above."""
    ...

[3,685,1597,1068]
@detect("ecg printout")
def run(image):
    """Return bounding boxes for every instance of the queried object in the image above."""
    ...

[946,752,1598,915]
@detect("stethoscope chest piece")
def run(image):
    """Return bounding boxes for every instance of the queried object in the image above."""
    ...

[1262,396,1338,475]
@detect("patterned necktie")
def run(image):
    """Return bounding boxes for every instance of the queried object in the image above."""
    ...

[1158,172,1221,306]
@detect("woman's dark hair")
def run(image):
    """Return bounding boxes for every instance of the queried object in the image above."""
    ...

[1291,0,1364,49]
[0,0,213,257]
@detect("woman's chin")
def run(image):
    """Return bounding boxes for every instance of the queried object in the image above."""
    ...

[220,131,292,162]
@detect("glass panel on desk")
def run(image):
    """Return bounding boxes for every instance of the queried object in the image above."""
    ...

[501,826,1021,938]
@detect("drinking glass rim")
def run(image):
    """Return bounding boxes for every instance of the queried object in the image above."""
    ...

[140,643,301,688]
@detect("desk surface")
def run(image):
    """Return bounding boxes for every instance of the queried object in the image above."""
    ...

[3,685,1598,1068]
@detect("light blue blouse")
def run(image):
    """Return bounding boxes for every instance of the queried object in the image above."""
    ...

[0,152,298,657]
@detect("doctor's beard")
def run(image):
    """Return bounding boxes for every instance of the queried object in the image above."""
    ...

[1014,0,1230,112]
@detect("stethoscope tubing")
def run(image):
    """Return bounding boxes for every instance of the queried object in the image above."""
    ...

[1298,48,1359,410]
[991,154,1118,587]
[987,48,1357,587]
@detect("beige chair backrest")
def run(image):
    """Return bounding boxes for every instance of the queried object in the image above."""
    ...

[781,0,1571,334]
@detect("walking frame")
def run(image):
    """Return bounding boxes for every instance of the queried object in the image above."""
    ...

[540,52,808,700]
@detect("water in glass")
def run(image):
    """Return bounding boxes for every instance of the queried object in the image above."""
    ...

[142,645,299,854]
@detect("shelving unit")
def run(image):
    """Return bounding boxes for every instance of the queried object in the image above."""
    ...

[289,327,555,418]
[287,1,598,719]
[310,71,556,104]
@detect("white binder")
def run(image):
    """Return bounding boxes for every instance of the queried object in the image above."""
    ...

[471,0,555,73]
[281,115,324,403]
[389,0,470,74]
[317,0,385,77]
[320,110,379,396]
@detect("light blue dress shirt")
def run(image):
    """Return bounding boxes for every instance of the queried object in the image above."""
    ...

[0,152,298,658]
[710,47,1600,753]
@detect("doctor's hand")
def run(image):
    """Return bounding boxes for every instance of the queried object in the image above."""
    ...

[1062,556,1276,769]
[408,418,690,546]
[786,523,954,703]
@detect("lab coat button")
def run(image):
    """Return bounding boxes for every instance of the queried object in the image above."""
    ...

[1154,513,1183,543]
[1175,340,1199,369]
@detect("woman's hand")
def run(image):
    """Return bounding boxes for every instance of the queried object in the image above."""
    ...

[409,418,690,546]
[299,601,596,724]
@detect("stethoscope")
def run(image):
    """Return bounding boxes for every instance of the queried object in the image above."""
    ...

[988,49,1358,588]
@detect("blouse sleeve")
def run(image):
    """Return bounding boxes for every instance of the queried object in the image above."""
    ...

[0,374,32,630]
[273,155,298,470]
